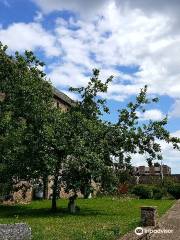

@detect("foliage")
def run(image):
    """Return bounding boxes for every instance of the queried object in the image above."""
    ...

[132,184,165,199]
[154,162,161,167]
[64,72,180,201]
[118,184,129,194]
[99,167,118,194]
[105,85,180,168]
[151,186,163,200]
[0,183,12,197]
[163,177,176,188]
[99,169,134,195]
[117,170,132,184]
[1,43,180,210]
[131,185,153,199]
[0,43,54,182]
[167,184,180,199]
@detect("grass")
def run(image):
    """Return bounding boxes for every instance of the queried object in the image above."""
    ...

[0,197,175,240]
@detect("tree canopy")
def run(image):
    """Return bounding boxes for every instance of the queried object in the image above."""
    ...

[0,44,180,211]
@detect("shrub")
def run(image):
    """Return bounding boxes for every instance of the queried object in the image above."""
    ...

[167,184,180,199]
[163,177,175,188]
[151,186,163,200]
[0,182,12,196]
[118,184,128,194]
[100,168,118,195]
[131,185,153,199]
[131,184,166,199]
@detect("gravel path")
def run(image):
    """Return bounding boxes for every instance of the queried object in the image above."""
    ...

[149,200,180,240]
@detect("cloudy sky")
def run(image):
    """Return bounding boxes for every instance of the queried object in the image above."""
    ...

[0,0,180,173]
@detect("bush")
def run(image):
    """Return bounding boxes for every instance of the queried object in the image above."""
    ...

[131,185,153,199]
[118,184,129,194]
[151,186,163,200]
[163,177,175,188]
[131,185,164,199]
[167,184,180,199]
[0,182,12,196]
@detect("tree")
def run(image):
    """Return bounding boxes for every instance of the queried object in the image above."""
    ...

[60,74,180,203]
[1,44,179,213]
[103,85,180,168]
[154,162,161,167]
[45,69,113,211]
[48,69,180,211]
[0,45,111,211]
[0,43,54,194]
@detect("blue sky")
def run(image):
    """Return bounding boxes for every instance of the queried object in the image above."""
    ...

[0,0,180,172]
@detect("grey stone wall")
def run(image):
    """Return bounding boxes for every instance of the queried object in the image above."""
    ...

[141,207,157,227]
[0,223,31,240]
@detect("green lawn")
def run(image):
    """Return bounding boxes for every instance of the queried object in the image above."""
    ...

[0,198,175,240]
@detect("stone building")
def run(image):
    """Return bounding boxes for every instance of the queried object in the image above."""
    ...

[53,88,74,110]
[133,165,171,176]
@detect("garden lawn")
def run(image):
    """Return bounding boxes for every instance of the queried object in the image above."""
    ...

[0,198,175,240]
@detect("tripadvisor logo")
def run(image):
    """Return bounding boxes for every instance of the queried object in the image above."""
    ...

[135,227,144,236]
[135,227,173,236]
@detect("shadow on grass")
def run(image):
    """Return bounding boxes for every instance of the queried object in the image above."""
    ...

[0,204,111,219]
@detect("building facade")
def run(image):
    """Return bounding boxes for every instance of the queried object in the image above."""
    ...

[133,165,171,176]
[53,88,74,111]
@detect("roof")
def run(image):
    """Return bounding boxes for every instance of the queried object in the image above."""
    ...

[0,89,75,106]
[53,88,74,106]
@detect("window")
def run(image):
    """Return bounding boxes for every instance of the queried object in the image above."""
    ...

[57,101,60,108]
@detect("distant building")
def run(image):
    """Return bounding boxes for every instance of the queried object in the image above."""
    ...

[133,165,171,176]
[53,88,74,111]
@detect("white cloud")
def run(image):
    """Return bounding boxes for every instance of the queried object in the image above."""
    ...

[137,109,165,121]
[1,0,179,171]
[33,0,180,22]
[32,0,111,18]
[5,0,174,174]
[48,62,90,88]
[42,2,180,103]
[0,22,60,57]
[1,0,173,108]
[169,99,180,118]
[132,130,180,174]
[34,11,44,22]
[62,90,79,101]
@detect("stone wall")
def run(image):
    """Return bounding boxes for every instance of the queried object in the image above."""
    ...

[138,175,180,185]
[13,187,33,204]
[13,181,33,204]
[0,223,31,240]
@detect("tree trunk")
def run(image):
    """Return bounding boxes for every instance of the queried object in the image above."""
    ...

[51,152,64,212]
[43,175,48,200]
[51,174,58,212]
[68,200,76,214]
[68,193,79,214]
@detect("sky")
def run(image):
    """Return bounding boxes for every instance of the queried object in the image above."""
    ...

[0,0,180,173]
